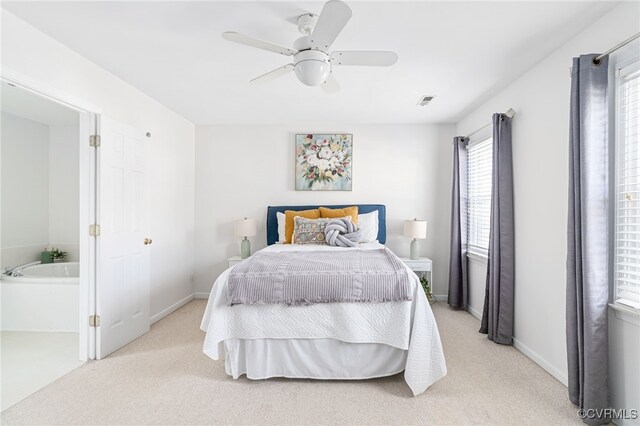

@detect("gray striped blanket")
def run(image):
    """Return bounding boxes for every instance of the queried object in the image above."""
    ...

[228,248,412,306]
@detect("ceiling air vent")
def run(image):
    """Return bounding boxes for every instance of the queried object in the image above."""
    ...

[417,96,434,106]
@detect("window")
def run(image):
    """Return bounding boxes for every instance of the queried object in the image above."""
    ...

[614,60,640,309]
[467,137,493,257]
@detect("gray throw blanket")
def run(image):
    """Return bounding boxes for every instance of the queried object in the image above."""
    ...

[325,218,361,247]
[228,247,412,306]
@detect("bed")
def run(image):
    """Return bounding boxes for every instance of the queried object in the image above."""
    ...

[200,204,446,396]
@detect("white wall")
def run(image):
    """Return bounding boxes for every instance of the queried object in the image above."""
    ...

[608,311,640,426]
[1,114,79,268]
[1,112,50,268]
[194,124,455,296]
[1,11,196,319]
[466,257,486,320]
[454,0,640,406]
[49,125,79,260]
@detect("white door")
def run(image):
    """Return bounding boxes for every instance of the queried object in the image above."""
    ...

[96,116,150,359]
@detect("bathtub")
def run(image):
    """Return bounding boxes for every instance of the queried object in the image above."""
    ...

[1,262,79,332]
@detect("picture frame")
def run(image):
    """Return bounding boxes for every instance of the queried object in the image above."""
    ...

[295,133,353,191]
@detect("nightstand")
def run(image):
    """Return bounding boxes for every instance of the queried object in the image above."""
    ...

[400,257,433,291]
[228,256,244,268]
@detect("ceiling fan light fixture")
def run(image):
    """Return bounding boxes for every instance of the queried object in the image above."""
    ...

[293,50,330,86]
[222,0,399,92]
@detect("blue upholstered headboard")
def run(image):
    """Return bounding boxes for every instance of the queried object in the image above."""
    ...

[266,204,386,245]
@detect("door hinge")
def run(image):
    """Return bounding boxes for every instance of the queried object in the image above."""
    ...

[89,315,101,327]
[89,134,101,147]
[89,224,101,237]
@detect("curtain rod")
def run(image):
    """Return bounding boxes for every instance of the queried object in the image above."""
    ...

[594,32,640,64]
[464,108,516,139]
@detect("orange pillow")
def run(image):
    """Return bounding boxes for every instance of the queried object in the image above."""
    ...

[319,206,358,224]
[285,209,321,243]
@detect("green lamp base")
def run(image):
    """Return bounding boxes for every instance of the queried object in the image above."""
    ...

[241,238,251,259]
[410,239,420,260]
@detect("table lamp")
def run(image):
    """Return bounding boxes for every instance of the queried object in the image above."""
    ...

[235,217,257,259]
[404,219,427,260]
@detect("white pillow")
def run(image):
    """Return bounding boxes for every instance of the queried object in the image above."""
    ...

[358,210,379,243]
[276,212,286,243]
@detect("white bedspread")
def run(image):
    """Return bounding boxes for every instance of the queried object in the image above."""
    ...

[200,243,447,396]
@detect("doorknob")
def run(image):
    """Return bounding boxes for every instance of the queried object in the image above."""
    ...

[144,238,153,245]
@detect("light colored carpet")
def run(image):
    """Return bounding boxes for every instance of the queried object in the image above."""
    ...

[1,300,582,425]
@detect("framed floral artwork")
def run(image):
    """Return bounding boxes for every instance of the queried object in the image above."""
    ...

[295,134,353,191]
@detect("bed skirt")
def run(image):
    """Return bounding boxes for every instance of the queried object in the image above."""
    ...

[223,338,407,380]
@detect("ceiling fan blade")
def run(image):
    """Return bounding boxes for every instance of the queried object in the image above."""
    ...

[321,73,340,94]
[222,32,297,56]
[330,51,398,66]
[309,0,352,51]
[250,64,294,84]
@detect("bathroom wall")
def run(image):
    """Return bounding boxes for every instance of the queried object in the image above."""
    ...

[48,125,80,260]
[0,112,80,269]
[1,112,50,269]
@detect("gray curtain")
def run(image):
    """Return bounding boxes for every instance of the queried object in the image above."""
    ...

[448,137,469,309]
[479,114,514,345]
[566,54,610,425]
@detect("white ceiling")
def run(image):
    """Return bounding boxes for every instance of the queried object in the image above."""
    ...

[1,80,79,126]
[2,1,617,125]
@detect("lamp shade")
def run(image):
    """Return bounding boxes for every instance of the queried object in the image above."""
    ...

[294,60,330,86]
[403,219,427,239]
[293,50,330,86]
[235,218,257,238]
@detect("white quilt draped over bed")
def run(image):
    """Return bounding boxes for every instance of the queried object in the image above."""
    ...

[200,243,447,396]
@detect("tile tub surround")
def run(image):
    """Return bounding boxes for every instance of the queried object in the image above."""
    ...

[1,244,45,271]
[1,244,80,271]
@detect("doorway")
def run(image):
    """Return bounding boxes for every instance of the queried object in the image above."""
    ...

[0,80,93,410]
[0,78,153,410]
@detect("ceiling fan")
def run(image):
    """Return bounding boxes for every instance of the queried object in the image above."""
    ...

[222,0,398,93]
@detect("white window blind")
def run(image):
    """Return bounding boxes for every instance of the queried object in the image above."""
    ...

[615,60,640,309]
[467,137,493,256]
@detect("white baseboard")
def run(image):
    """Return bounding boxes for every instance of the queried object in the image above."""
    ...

[460,306,567,386]
[466,305,482,320]
[194,292,210,299]
[460,304,567,387]
[458,304,567,386]
[150,293,194,324]
[512,337,568,386]
[434,296,483,322]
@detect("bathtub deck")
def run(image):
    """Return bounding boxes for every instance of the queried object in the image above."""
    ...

[1,331,84,411]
